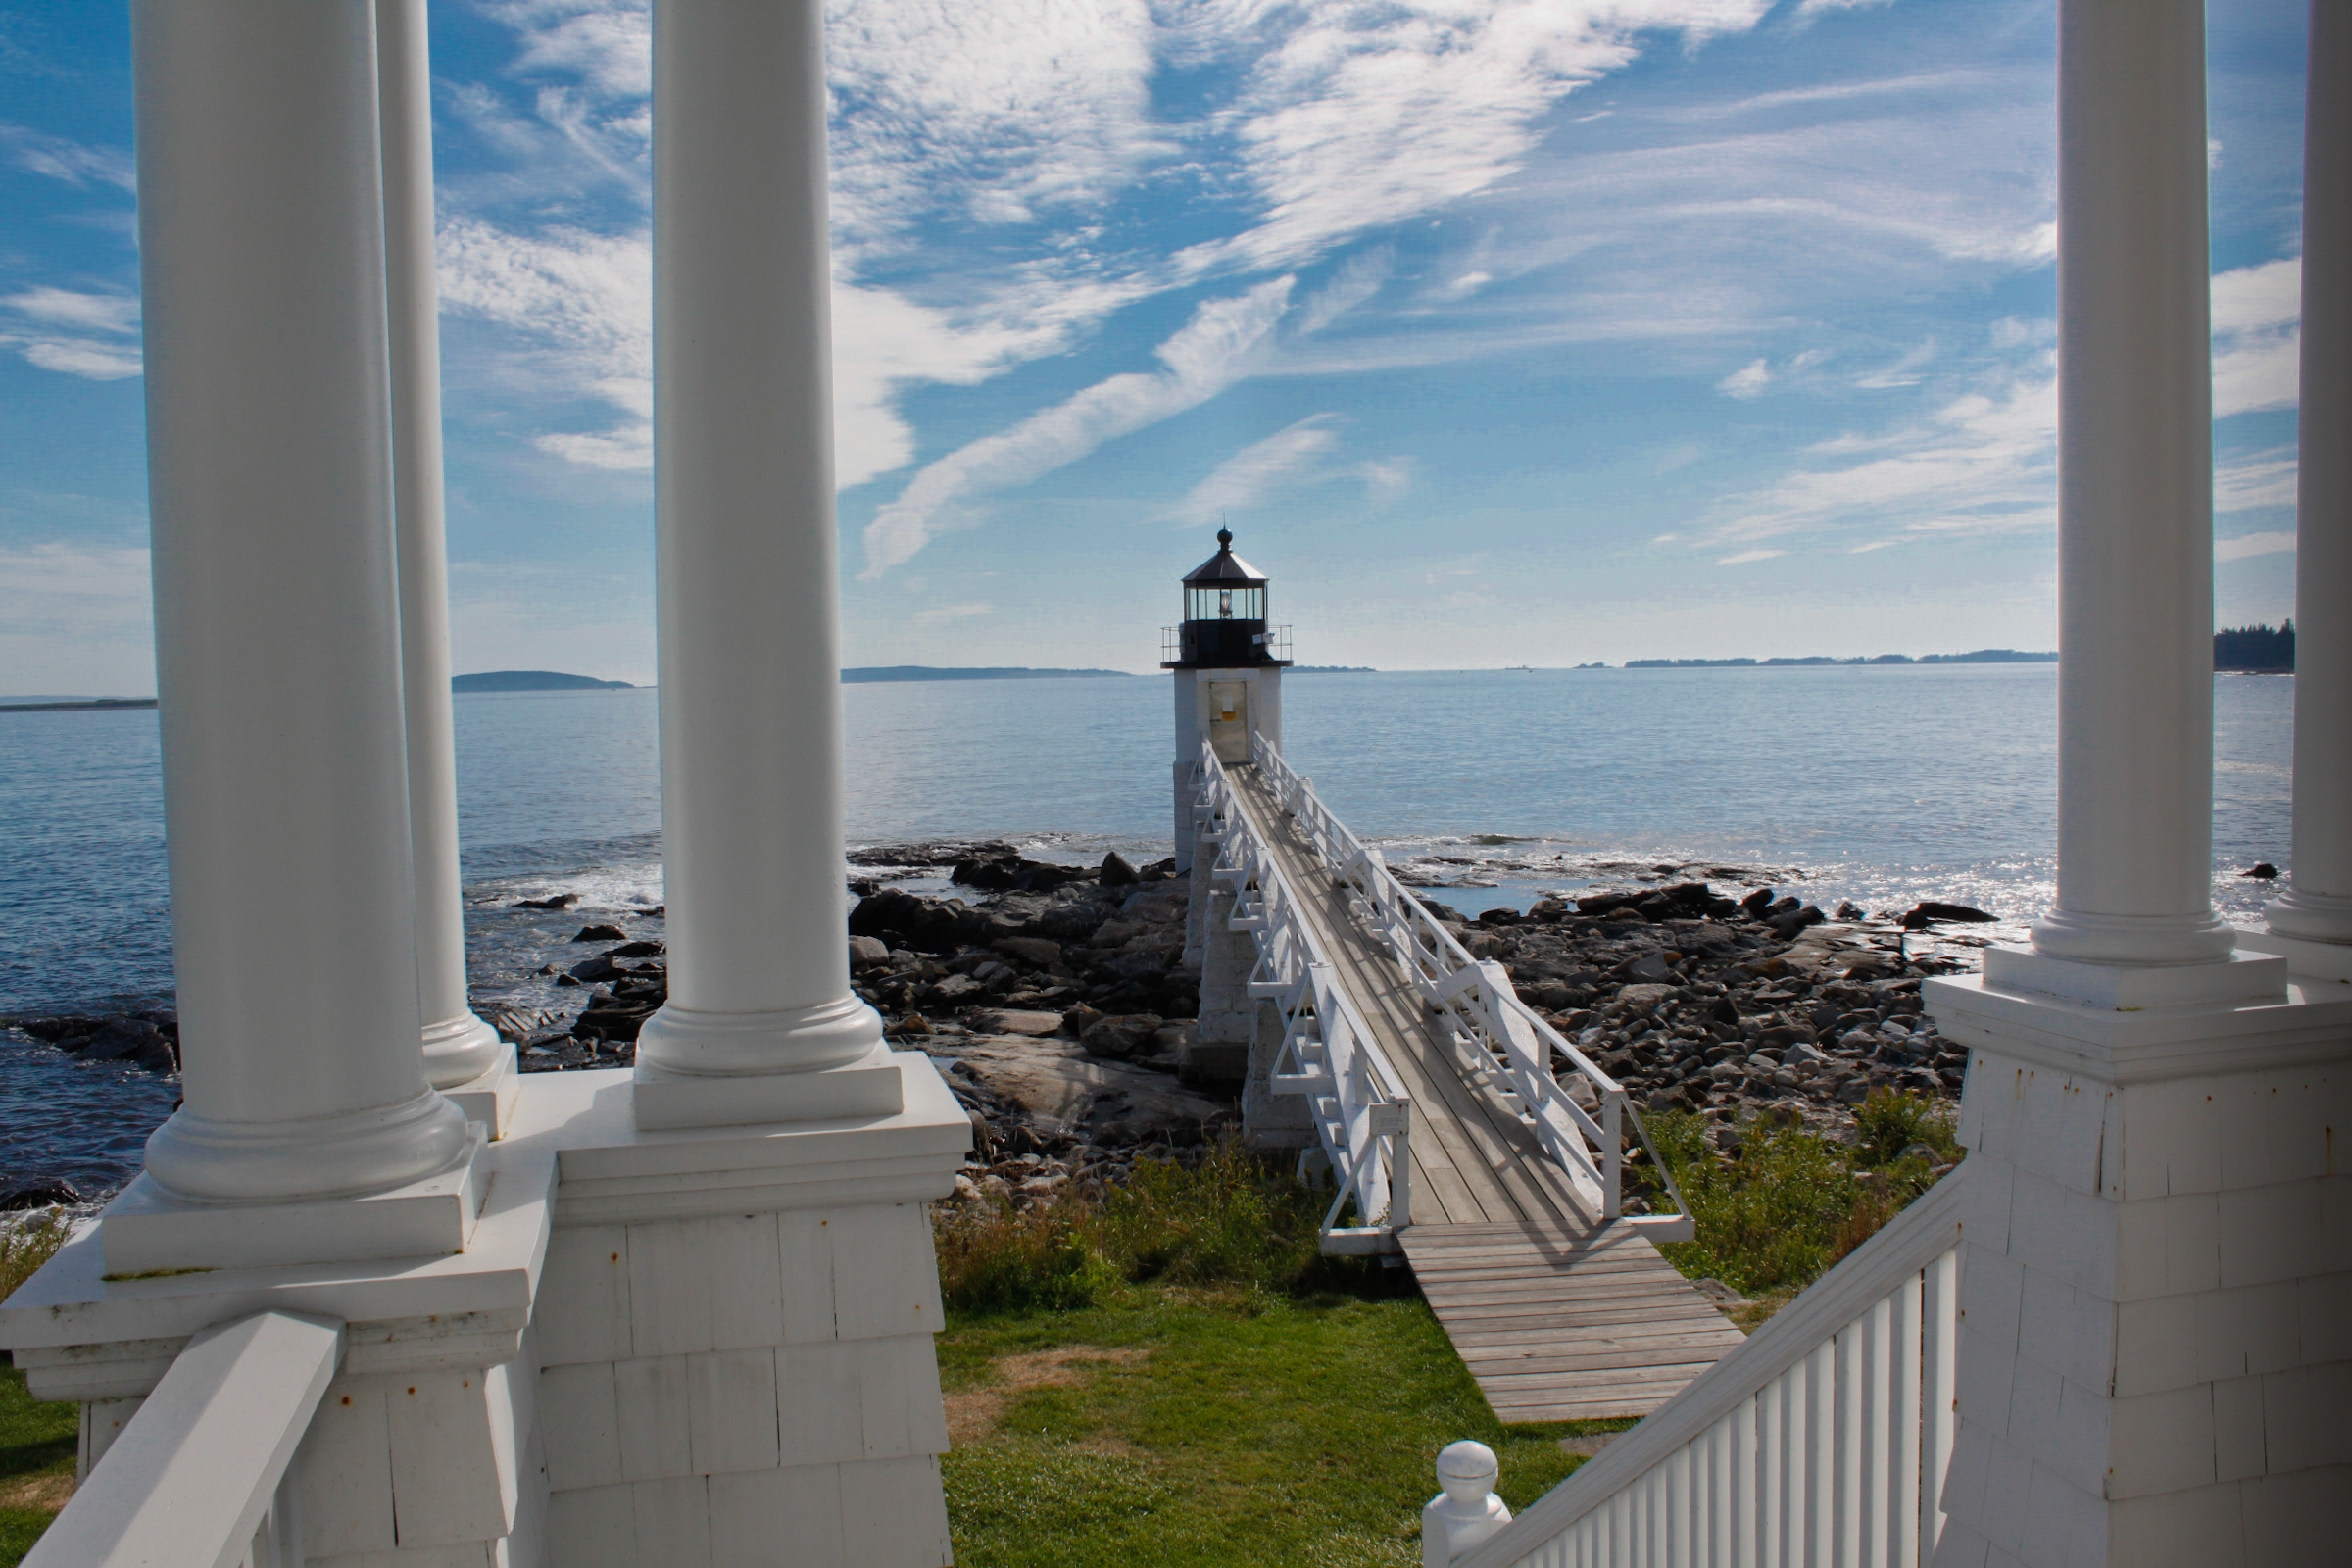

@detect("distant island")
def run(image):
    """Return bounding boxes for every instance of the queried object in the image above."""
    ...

[1618,650,2058,669]
[841,666,1131,683]
[1290,664,1376,673]
[453,671,634,692]
[0,696,157,713]
[2215,622,2294,672]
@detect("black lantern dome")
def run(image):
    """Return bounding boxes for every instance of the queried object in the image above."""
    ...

[1162,528,1292,668]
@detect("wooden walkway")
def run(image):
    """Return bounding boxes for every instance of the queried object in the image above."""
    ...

[1227,768,1746,1421]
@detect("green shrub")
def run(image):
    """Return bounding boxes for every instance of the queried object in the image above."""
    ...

[1853,1088,1961,1167]
[1640,1097,1957,1300]
[933,1142,1376,1315]
[0,1215,66,1309]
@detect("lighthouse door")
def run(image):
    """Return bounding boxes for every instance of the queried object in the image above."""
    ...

[1208,681,1249,763]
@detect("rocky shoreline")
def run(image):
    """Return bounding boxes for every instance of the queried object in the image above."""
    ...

[1,841,1985,1212]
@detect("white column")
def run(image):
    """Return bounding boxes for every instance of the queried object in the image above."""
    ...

[2267,1,2352,945]
[2029,0,2235,970]
[634,0,901,1126]
[379,0,506,1089]
[131,0,470,1200]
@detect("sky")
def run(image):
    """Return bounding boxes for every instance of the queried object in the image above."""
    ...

[0,0,2314,692]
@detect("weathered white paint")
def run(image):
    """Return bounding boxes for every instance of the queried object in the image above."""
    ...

[1919,975,2352,1567]
[23,1310,341,1568]
[631,0,901,1128]
[378,0,506,1101]
[99,1122,484,1275]
[127,0,471,1212]
[528,1061,962,1568]
[2030,0,2235,973]
[2267,0,2352,948]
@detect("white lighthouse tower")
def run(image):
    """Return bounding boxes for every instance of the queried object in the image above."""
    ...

[1165,527,1290,874]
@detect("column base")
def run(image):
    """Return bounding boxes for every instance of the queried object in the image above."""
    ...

[442,1041,521,1138]
[2027,906,2239,966]
[632,1045,906,1131]
[2262,884,2352,947]
[100,1123,486,1276]
[422,1007,509,1092]
[2235,922,2352,983]
[1982,944,2287,1009]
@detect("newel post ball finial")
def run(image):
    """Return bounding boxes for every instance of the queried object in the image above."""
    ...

[1422,1440,1511,1566]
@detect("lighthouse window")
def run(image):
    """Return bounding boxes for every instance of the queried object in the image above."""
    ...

[1186,585,1264,621]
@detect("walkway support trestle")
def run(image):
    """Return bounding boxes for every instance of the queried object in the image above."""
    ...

[1195,742,1412,1252]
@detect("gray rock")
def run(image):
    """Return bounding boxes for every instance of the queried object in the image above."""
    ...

[993,935,1062,967]
[948,1040,1232,1145]
[848,935,891,970]
[1080,1012,1164,1060]
[975,1008,1065,1038]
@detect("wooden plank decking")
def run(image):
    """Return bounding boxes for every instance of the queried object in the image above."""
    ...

[1400,1220,1748,1421]
[1225,767,1747,1421]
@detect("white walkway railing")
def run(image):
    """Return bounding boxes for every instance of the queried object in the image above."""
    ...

[1244,733,1686,1237]
[27,1310,342,1568]
[1198,740,1413,1251]
[1451,1170,1965,1568]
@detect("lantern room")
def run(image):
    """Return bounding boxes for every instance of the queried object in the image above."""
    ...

[1164,528,1291,668]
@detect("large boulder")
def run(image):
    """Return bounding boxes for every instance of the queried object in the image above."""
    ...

[941,1041,1234,1146]
[1080,1012,1164,1060]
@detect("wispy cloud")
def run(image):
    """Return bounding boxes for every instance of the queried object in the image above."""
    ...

[861,276,1298,575]
[1168,414,1346,528]
[0,286,142,379]
[435,218,1048,486]
[1718,358,1771,399]
[1855,337,1936,389]
[2215,530,2294,563]
[2211,257,2299,418]
[914,600,994,622]
[1702,364,2058,551]
[1718,548,1783,564]
[0,124,135,191]
[2216,446,2298,514]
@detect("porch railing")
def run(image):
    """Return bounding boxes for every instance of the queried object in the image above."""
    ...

[1451,1169,1965,1568]
[1246,731,1687,1237]
[26,1309,343,1568]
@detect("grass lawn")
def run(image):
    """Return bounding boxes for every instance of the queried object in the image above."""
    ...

[938,1282,1617,1568]
[0,1361,75,1568]
[0,1215,73,1567]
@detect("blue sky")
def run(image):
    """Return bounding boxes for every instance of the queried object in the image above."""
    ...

[0,0,2311,692]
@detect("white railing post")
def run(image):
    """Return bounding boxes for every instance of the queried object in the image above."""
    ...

[1423,1442,1513,1566]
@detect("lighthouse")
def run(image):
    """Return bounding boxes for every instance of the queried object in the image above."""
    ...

[1165,527,1291,873]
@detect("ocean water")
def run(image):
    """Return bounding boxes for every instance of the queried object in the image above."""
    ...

[0,665,2299,1016]
[0,665,2296,1193]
